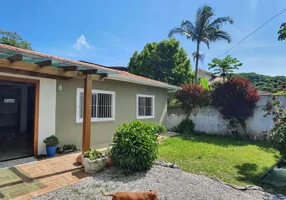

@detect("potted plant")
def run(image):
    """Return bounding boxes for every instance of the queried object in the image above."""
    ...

[43,135,59,157]
[82,148,107,173]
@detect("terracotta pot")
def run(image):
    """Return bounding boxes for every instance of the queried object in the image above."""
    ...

[76,154,83,164]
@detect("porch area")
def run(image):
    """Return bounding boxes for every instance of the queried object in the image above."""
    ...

[0,153,86,200]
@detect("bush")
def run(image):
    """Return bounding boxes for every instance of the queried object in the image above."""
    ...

[153,123,167,134]
[43,135,59,146]
[176,84,210,112]
[212,77,260,133]
[111,120,159,172]
[173,118,195,135]
[83,148,103,161]
[263,96,286,157]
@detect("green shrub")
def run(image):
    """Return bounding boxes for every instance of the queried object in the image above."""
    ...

[111,120,159,172]
[43,135,59,146]
[153,123,167,134]
[83,148,103,161]
[173,118,195,135]
[63,144,77,151]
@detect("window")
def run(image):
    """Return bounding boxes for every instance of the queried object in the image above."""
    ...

[76,88,115,123]
[136,94,155,119]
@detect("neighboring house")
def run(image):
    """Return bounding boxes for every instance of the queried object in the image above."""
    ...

[0,44,178,161]
[197,68,223,84]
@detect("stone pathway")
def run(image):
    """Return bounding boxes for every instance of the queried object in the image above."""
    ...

[0,153,87,200]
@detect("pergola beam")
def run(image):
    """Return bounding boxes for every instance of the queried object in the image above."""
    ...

[7,54,22,62]
[0,59,84,79]
[82,74,92,153]
[60,65,78,72]
[81,69,98,74]
[35,60,52,67]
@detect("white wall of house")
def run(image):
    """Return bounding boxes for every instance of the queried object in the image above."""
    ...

[0,72,56,154]
[197,70,213,82]
[168,96,286,139]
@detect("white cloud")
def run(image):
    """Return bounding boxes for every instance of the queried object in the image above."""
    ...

[72,34,93,50]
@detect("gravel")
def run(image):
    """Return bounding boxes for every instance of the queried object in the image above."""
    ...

[35,163,286,200]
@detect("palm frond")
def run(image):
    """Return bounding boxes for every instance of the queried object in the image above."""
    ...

[208,30,232,43]
[168,27,191,38]
[192,51,205,64]
[209,17,234,29]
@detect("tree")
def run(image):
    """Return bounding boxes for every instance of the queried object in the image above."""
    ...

[176,84,210,113]
[278,23,286,41]
[212,77,260,138]
[168,5,233,83]
[208,55,242,83]
[128,38,193,86]
[0,30,32,50]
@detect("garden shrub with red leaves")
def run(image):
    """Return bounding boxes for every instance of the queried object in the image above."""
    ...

[176,84,210,113]
[212,77,260,135]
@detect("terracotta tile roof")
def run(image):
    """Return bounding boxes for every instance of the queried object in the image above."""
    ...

[0,44,177,89]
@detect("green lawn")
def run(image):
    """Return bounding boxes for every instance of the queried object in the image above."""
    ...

[158,135,286,195]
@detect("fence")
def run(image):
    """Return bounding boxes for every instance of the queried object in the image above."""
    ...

[167,95,286,139]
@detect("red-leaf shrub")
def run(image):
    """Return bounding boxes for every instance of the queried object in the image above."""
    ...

[212,77,260,128]
[176,84,210,112]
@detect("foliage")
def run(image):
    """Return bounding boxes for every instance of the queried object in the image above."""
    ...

[0,30,32,50]
[43,135,59,146]
[158,135,284,195]
[208,55,242,83]
[212,77,260,136]
[128,38,193,86]
[83,148,103,161]
[152,123,167,134]
[238,72,286,93]
[172,118,195,135]
[63,144,77,151]
[110,120,159,172]
[263,96,286,157]
[176,84,210,112]
[200,77,210,90]
[169,5,233,83]
[278,23,286,41]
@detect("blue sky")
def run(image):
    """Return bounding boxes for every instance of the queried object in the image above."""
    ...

[1,0,286,76]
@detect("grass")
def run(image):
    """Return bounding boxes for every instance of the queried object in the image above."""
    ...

[158,134,286,195]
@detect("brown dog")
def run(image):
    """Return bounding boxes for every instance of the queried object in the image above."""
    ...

[101,190,158,200]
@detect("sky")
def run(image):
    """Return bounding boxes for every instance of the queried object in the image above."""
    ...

[1,0,286,76]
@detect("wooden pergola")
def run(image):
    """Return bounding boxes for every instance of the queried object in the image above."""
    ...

[0,45,117,155]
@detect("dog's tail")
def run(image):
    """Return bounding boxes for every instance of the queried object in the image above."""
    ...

[101,190,115,197]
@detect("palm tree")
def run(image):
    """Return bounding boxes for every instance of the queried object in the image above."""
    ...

[169,5,234,83]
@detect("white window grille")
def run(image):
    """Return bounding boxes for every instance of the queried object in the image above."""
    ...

[76,88,115,123]
[136,94,155,119]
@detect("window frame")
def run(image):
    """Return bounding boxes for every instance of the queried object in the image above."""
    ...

[136,94,155,119]
[76,88,115,123]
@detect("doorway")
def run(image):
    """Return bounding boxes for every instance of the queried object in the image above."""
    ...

[0,79,36,161]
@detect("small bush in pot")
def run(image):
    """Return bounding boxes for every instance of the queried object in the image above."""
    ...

[110,120,159,172]
[82,148,107,173]
[43,135,59,157]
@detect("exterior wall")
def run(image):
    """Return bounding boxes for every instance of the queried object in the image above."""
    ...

[197,71,213,82]
[168,96,286,139]
[0,72,56,154]
[56,78,168,149]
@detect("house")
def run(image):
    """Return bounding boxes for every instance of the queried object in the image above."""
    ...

[197,68,223,84]
[0,44,178,161]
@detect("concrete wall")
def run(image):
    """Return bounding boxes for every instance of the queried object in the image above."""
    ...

[168,96,286,139]
[0,72,57,154]
[56,78,168,149]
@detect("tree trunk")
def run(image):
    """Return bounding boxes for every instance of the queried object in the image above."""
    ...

[194,41,200,83]
[222,68,225,84]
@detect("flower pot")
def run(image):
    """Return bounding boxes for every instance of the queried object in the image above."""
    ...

[82,156,107,174]
[46,145,57,157]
